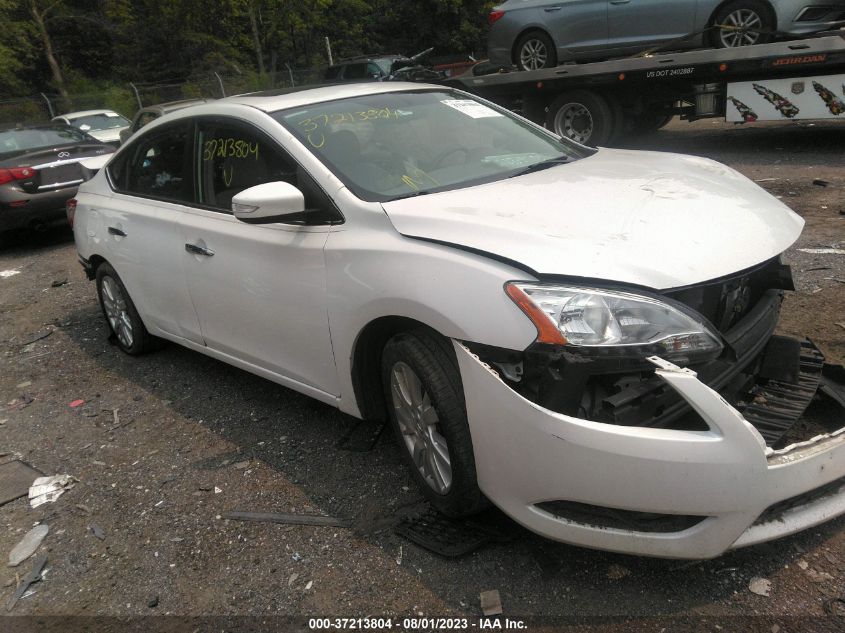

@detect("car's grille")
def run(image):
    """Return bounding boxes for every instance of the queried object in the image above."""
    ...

[536,500,707,533]
[753,475,845,526]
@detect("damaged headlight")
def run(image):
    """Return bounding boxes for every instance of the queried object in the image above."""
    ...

[506,283,723,359]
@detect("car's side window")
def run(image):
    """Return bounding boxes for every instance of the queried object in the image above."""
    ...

[196,119,342,224]
[115,122,193,203]
[343,63,367,79]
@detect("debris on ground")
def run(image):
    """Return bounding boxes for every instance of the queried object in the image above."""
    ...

[749,577,772,597]
[0,269,20,278]
[798,248,845,255]
[21,329,53,346]
[89,524,106,541]
[50,279,68,287]
[394,506,515,558]
[812,179,830,187]
[480,589,503,616]
[5,554,47,611]
[0,460,42,507]
[233,460,251,470]
[68,400,84,408]
[607,564,631,580]
[221,511,348,528]
[28,474,76,508]
[147,595,159,608]
[8,524,49,567]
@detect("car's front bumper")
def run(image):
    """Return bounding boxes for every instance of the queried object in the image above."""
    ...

[455,342,845,559]
[780,4,845,35]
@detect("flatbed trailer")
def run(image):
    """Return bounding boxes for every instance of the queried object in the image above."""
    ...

[446,33,845,146]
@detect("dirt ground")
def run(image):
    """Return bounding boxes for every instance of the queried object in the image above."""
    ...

[0,118,843,631]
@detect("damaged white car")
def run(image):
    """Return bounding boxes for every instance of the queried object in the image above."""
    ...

[71,83,845,559]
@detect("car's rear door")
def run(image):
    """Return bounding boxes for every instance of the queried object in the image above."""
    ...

[607,0,698,50]
[100,120,203,343]
[178,116,339,397]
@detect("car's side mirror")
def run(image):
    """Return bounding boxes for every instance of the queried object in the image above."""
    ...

[232,181,306,224]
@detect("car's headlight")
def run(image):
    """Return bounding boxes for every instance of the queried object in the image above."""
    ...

[506,282,723,359]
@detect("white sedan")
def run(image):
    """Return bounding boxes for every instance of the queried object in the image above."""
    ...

[70,83,845,559]
[52,109,130,145]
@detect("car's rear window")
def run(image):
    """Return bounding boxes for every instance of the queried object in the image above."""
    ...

[0,127,92,158]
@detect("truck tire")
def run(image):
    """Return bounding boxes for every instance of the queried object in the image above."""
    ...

[711,1,774,48]
[515,30,557,71]
[545,90,617,147]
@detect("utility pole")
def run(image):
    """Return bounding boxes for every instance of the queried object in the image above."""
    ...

[325,37,333,66]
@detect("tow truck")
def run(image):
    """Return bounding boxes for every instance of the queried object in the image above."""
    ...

[447,32,845,146]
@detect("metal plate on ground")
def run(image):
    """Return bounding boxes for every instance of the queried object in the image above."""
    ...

[395,506,518,558]
[0,460,42,506]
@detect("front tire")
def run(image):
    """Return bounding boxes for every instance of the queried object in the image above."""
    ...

[515,30,557,71]
[711,1,774,49]
[95,262,159,355]
[381,329,487,517]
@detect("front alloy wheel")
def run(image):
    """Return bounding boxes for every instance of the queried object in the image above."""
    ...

[390,361,452,493]
[719,9,763,47]
[381,329,488,517]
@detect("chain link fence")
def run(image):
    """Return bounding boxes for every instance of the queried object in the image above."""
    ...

[0,68,324,126]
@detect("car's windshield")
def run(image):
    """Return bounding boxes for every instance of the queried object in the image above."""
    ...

[0,127,92,156]
[273,90,590,202]
[68,113,129,130]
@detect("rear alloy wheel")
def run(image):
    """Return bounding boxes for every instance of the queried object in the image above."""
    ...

[545,90,616,147]
[95,262,159,355]
[712,1,774,48]
[381,329,487,517]
[515,31,557,71]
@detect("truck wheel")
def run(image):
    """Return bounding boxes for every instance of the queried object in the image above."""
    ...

[545,90,616,147]
[515,30,557,71]
[381,329,488,517]
[711,1,774,48]
[95,262,159,355]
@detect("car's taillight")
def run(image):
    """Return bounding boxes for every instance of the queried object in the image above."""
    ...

[66,198,77,228]
[488,10,505,25]
[0,166,36,185]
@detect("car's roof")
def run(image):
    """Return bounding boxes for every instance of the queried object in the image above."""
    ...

[224,82,441,113]
[55,109,121,119]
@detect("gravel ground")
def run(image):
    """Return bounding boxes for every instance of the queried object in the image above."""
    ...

[0,118,843,630]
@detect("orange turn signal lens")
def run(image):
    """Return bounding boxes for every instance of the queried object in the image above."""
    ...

[505,283,568,346]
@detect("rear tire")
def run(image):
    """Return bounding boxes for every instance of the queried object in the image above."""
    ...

[381,329,487,517]
[515,30,557,71]
[710,1,774,49]
[95,262,159,355]
[545,90,617,147]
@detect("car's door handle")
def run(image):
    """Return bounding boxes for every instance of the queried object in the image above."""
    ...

[610,0,630,4]
[185,243,214,257]
[108,227,126,237]
[544,6,563,11]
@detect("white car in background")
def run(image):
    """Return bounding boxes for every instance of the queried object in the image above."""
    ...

[52,109,130,145]
[69,83,845,559]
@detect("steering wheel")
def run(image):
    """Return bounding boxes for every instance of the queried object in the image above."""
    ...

[431,147,470,169]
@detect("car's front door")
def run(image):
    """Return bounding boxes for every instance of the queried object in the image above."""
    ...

[539,0,609,55]
[607,0,698,50]
[178,117,340,397]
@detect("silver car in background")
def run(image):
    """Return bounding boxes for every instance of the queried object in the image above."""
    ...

[488,0,845,71]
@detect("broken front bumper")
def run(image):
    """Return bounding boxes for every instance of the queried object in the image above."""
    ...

[455,342,845,559]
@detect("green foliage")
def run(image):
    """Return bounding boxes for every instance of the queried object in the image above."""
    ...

[1,0,496,110]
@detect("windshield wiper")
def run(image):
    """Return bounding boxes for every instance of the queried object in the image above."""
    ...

[509,155,571,178]
[388,190,431,202]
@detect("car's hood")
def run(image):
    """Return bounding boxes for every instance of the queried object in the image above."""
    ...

[381,149,804,289]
